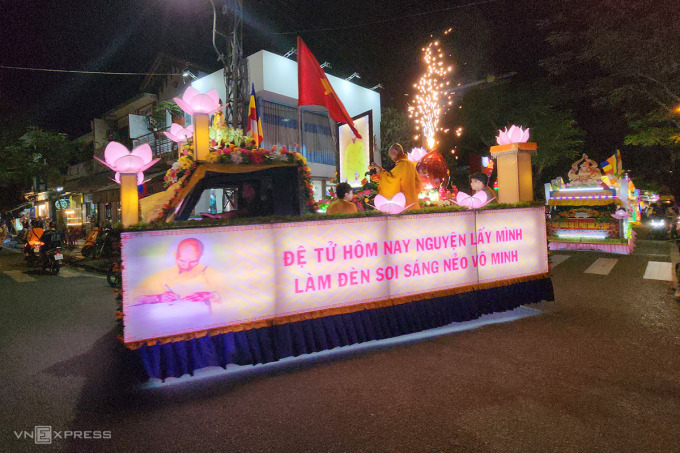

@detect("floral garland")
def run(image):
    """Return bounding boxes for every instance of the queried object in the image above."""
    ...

[158,138,317,222]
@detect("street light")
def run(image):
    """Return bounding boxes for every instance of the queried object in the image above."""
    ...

[182,65,198,80]
[345,72,360,81]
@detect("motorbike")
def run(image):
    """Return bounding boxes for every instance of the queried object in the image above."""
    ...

[82,227,120,259]
[81,228,100,258]
[40,243,64,275]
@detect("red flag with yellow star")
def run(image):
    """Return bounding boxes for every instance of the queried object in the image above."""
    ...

[297,37,362,139]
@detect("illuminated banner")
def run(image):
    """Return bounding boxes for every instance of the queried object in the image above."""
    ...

[338,110,372,188]
[122,207,548,343]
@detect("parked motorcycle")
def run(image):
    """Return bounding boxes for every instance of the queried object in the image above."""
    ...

[82,227,120,259]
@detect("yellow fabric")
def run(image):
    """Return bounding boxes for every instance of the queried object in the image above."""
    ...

[378,157,422,210]
[140,182,181,223]
[326,199,358,214]
[129,264,226,304]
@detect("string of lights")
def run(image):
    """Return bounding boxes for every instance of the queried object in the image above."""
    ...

[272,0,498,35]
[0,65,181,76]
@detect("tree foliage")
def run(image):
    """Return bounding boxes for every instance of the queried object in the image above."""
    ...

[455,80,583,185]
[541,0,680,153]
[379,107,415,170]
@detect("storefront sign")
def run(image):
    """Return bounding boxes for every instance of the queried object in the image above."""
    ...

[121,207,548,343]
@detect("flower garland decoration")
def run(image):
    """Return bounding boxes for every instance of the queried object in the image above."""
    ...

[158,128,317,222]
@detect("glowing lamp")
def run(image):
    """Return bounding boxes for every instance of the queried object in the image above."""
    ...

[163,123,194,143]
[95,142,159,227]
[407,147,428,163]
[172,86,222,116]
[173,86,223,162]
[496,125,530,145]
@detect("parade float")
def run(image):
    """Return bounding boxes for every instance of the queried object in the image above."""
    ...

[546,154,635,254]
[102,40,553,380]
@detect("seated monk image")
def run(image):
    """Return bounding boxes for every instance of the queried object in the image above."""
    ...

[130,238,225,307]
[326,182,358,214]
[369,143,422,210]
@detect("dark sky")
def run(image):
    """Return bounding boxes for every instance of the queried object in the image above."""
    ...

[1,0,547,137]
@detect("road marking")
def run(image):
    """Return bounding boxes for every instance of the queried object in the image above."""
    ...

[3,270,36,282]
[550,254,570,268]
[584,258,618,275]
[643,261,673,281]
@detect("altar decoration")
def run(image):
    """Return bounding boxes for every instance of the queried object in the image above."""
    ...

[416,149,450,190]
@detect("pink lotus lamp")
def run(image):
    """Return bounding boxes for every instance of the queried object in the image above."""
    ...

[173,86,224,161]
[496,125,530,145]
[407,147,428,163]
[94,142,159,227]
[164,123,194,158]
[373,193,414,214]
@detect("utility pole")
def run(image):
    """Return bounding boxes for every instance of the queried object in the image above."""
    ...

[209,0,248,129]
[224,0,248,129]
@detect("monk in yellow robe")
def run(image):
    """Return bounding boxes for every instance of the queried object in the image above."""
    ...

[370,144,422,210]
[326,182,358,214]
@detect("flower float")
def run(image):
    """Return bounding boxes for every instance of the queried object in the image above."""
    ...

[496,125,530,145]
[163,123,194,143]
[172,86,223,116]
[95,142,159,185]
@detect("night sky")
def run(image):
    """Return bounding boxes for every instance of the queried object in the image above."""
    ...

[1,0,547,137]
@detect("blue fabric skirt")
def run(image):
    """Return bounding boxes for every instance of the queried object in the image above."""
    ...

[136,277,554,380]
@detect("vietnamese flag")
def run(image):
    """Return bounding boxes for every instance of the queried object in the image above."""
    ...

[297,37,362,139]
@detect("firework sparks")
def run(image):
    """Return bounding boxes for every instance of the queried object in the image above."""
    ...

[408,40,454,149]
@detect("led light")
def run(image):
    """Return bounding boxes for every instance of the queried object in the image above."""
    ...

[555,229,609,240]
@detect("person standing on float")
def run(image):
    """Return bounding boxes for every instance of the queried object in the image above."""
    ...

[370,144,422,210]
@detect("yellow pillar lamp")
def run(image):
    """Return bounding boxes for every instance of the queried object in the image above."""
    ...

[173,86,223,162]
[95,142,160,228]
[163,123,194,159]
[489,125,537,204]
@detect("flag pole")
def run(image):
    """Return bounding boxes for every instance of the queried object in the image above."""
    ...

[297,106,303,156]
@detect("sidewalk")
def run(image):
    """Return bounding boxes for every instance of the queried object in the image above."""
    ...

[61,239,110,274]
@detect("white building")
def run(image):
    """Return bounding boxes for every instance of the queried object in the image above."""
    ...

[192,50,382,199]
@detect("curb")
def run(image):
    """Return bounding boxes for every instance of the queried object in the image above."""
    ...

[670,241,680,300]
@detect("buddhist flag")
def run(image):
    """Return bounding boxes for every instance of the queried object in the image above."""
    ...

[601,154,616,175]
[615,149,623,174]
[246,84,263,147]
[297,37,361,139]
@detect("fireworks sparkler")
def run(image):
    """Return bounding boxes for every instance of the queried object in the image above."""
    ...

[408,40,454,150]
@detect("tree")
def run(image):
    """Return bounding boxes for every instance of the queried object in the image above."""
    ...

[379,107,415,170]
[454,80,583,187]
[541,0,680,191]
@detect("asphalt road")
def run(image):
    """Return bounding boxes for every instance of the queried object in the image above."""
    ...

[1,235,679,452]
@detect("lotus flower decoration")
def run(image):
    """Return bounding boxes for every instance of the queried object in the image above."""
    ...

[496,125,530,145]
[451,191,493,209]
[94,142,159,185]
[163,123,194,143]
[611,208,630,220]
[373,193,413,214]
[407,147,428,163]
[173,86,223,116]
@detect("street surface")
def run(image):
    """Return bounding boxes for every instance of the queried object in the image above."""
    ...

[1,233,679,452]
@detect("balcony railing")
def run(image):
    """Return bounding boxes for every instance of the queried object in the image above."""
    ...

[133,127,176,158]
